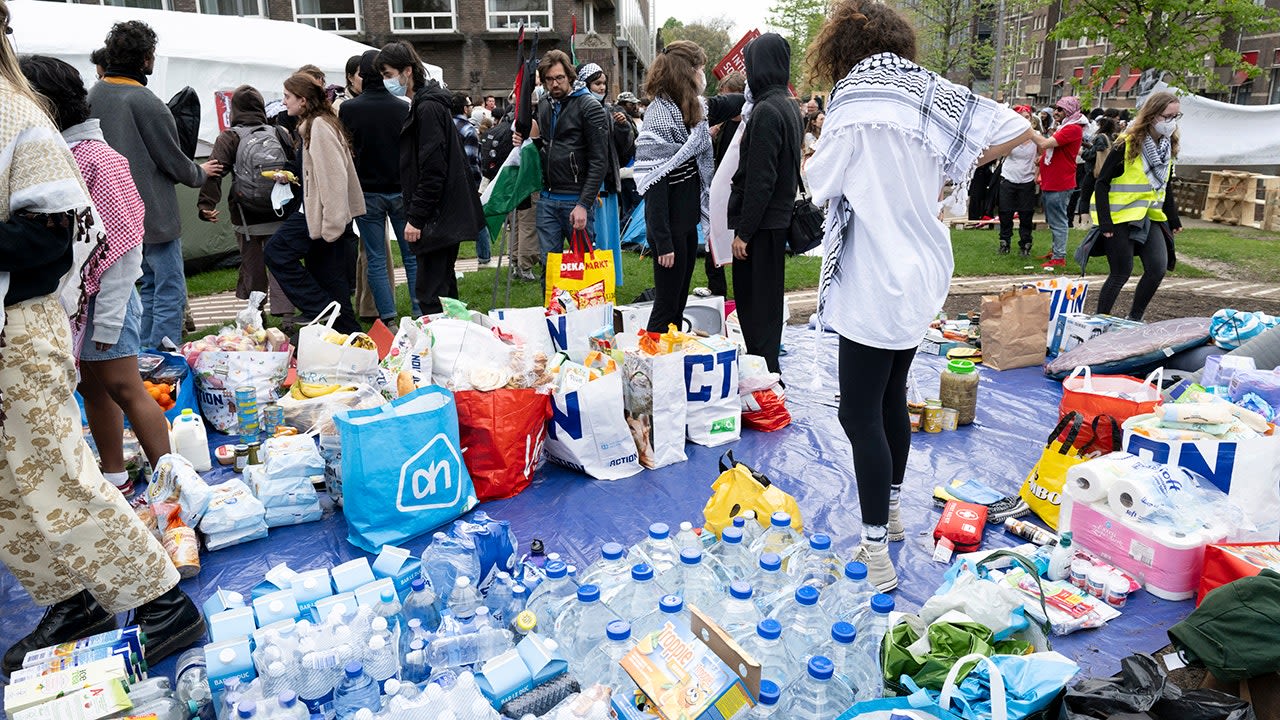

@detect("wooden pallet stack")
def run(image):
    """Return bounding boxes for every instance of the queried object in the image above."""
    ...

[1203,170,1280,230]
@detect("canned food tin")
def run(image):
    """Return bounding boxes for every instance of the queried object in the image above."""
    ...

[940,407,959,431]
[246,441,262,466]
[262,405,284,435]
[923,401,944,433]
[907,401,926,432]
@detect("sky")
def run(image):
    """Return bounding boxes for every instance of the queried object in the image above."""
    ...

[652,0,777,42]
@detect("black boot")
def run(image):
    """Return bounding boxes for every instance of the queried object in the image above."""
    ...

[131,586,206,665]
[998,241,1011,255]
[1019,245,1032,258]
[3,590,117,675]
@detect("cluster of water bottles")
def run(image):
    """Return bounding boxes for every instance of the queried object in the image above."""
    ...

[182,509,895,720]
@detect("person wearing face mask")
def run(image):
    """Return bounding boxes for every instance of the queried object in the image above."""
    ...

[1089,91,1182,321]
[1030,95,1088,269]
[577,62,635,284]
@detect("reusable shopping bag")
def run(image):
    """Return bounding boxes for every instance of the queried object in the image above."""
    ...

[454,388,552,501]
[1198,542,1280,605]
[1020,412,1087,529]
[1059,366,1162,455]
[297,301,380,386]
[622,349,688,469]
[921,550,1052,644]
[702,451,804,537]
[190,348,291,433]
[545,303,613,354]
[489,307,555,358]
[685,336,741,447]
[840,653,1009,720]
[544,229,616,309]
[335,386,479,552]
[378,317,433,396]
[428,318,515,388]
[1033,277,1089,346]
[980,287,1051,371]
[545,371,642,480]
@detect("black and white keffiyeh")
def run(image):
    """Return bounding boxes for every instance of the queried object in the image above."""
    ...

[1141,134,1172,192]
[633,96,716,227]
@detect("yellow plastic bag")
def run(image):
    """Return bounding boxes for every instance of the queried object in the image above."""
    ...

[1019,412,1087,530]
[703,451,804,538]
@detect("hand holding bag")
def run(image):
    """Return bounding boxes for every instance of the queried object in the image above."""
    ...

[544,229,617,309]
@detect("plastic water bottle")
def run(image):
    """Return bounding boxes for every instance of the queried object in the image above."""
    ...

[820,561,876,625]
[770,585,834,664]
[850,594,894,702]
[553,584,622,665]
[743,679,781,720]
[509,610,538,641]
[674,522,701,551]
[715,581,763,645]
[420,532,481,607]
[738,619,792,688]
[422,628,514,668]
[508,584,528,617]
[403,577,442,633]
[271,691,309,720]
[362,634,398,693]
[816,621,871,699]
[524,560,576,635]
[447,576,482,626]
[748,512,802,567]
[579,542,631,603]
[752,553,793,615]
[738,511,765,548]
[236,699,258,719]
[708,526,753,586]
[484,572,515,627]
[780,656,855,719]
[632,595,692,641]
[373,588,405,635]
[605,563,669,624]
[789,533,842,588]
[332,662,380,720]
[671,548,722,614]
[579,620,639,698]
[401,637,429,685]
[628,523,681,580]
[175,648,215,720]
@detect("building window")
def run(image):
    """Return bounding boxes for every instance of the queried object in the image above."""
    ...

[199,0,265,15]
[295,0,361,32]
[49,0,170,8]
[487,0,551,30]
[583,1,595,33]
[390,0,455,32]
[1233,81,1253,104]
[1270,69,1280,104]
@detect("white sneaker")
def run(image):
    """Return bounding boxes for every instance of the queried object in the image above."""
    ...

[887,507,905,542]
[854,543,899,593]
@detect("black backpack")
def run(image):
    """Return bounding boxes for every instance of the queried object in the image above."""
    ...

[166,86,200,159]
[480,114,515,180]
[230,125,291,215]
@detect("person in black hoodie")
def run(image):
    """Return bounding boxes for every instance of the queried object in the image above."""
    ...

[376,41,484,316]
[340,49,420,322]
[727,33,803,374]
[198,85,296,318]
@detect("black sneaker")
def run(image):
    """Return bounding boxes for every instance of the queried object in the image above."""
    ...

[998,242,1011,255]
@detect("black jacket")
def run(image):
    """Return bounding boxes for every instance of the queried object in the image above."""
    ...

[0,213,73,307]
[728,33,804,243]
[535,90,610,208]
[399,81,485,252]
[339,50,410,194]
[602,100,636,193]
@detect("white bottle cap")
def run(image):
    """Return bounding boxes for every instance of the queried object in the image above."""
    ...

[456,576,470,588]
[383,679,401,695]
[368,635,385,651]
[219,648,236,664]
[371,616,388,633]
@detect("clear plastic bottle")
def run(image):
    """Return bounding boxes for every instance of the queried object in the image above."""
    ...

[748,512,803,566]
[362,634,399,693]
[671,548,722,615]
[850,594,895,702]
[742,679,780,720]
[580,542,632,604]
[627,523,681,580]
[815,621,865,698]
[752,553,793,615]
[420,532,481,608]
[332,662,380,720]
[789,533,842,589]
[236,699,258,720]
[779,656,855,719]
[484,572,515,628]
[674,522,701,551]
[422,628,514,669]
[715,581,762,645]
[578,620,639,698]
[372,588,405,636]
[524,560,576,635]
[770,585,834,665]
[738,511,765,548]
[604,563,669,624]
[738,619,791,688]
[553,584,622,665]
[401,637,430,685]
[176,647,215,720]
[632,595,692,641]
[271,691,309,720]
[448,576,482,621]
[509,610,538,641]
[708,526,753,586]
[819,561,876,625]
[403,576,443,633]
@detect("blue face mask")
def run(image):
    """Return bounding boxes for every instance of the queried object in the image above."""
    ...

[590,91,605,103]
[384,76,407,97]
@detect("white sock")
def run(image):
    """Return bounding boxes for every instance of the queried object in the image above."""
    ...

[103,471,130,488]
[888,485,902,514]
[862,523,888,546]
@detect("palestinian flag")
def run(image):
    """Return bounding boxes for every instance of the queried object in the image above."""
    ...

[480,138,544,241]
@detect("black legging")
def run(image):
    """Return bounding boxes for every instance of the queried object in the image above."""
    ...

[1096,222,1167,321]
[837,338,915,526]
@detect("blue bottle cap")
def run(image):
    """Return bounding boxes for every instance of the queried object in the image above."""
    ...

[380,588,395,602]
[602,542,624,560]
[795,586,819,606]
[770,511,791,528]
[722,527,743,544]
[512,584,527,597]
[832,622,856,644]
[237,700,256,719]
[729,581,753,600]
[732,516,746,528]
[577,584,601,603]
[759,553,782,572]
[545,560,568,579]
[872,594,895,614]
[649,523,670,539]
[277,692,297,708]
[807,655,835,680]
[632,563,655,582]
[758,680,780,706]
[344,661,363,677]
[680,548,702,565]
[844,561,868,581]
[809,533,832,551]
[757,618,781,640]
[410,577,426,592]
[659,595,684,613]
[606,620,632,641]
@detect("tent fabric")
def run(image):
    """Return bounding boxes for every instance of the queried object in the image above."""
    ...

[0,327,1194,688]
[619,199,706,252]
[1147,81,1280,166]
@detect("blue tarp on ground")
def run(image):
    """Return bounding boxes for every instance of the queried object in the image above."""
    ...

[0,325,1192,688]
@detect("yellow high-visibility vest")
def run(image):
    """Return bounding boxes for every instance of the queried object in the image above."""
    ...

[1090,136,1170,225]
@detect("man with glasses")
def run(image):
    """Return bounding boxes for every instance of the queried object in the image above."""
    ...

[1031,95,1087,268]
[512,49,609,269]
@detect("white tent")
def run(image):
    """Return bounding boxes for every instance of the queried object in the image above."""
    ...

[7,0,445,151]
[1154,83,1280,167]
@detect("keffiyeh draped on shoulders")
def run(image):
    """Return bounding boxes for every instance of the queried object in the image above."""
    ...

[633,96,716,227]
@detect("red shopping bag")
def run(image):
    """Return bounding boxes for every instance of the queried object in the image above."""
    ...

[743,389,791,432]
[454,388,553,501]
[1198,543,1280,606]
[1059,366,1162,455]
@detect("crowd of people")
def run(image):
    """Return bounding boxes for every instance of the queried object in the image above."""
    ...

[0,0,1187,670]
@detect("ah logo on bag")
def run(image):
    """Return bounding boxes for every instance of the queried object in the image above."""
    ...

[685,350,736,402]
[398,433,467,512]
[1126,435,1236,492]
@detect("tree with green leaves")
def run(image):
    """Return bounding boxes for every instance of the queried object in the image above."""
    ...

[766,0,827,92]
[1053,0,1277,101]
[660,17,734,95]
[897,0,999,86]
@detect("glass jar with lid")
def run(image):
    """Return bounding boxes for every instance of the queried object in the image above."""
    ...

[939,359,979,426]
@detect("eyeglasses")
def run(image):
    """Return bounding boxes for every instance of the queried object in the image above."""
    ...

[544,74,568,83]
[1159,112,1183,121]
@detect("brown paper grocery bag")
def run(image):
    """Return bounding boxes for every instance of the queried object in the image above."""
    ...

[980,286,1051,370]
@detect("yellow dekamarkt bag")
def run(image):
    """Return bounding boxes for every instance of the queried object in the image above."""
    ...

[544,229,617,310]
[703,451,804,538]
[1019,411,1087,530]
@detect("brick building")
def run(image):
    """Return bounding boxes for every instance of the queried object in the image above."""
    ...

[994,0,1280,108]
[42,0,656,104]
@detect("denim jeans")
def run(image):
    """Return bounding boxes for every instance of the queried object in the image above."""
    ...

[354,192,420,318]
[476,226,492,263]
[535,193,595,264]
[1042,190,1073,260]
[138,239,187,348]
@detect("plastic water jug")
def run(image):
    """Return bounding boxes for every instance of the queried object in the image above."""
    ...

[171,409,212,471]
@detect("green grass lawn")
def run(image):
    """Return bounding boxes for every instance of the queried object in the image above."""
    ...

[949,226,1226,279]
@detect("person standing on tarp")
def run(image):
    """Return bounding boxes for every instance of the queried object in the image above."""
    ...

[805,0,1031,592]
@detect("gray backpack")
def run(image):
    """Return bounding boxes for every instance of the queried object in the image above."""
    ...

[230,125,290,215]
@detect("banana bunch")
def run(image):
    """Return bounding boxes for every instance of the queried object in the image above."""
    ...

[319,330,377,351]
[289,381,353,400]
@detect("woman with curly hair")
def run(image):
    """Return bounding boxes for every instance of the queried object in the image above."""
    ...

[805,0,1031,591]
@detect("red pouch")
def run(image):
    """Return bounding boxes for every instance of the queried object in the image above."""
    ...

[933,500,989,553]
[743,390,791,432]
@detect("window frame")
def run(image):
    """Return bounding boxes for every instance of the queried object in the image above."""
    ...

[293,0,363,34]
[486,0,552,31]
[196,0,266,17]
[389,0,457,33]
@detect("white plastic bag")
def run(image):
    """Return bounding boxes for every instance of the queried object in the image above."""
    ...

[146,454,213,527]
[200,479,268,549]
[191,350,291,433]
[545,371,641,480]
[277,384,386,435]
[379,317,433,396]
[622,350,687,469]
[490,307,555,358]
[429,318,515,387]
[546,304,612,353]
[297,301,380,386]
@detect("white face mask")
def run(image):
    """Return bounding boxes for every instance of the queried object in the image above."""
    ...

[1153,119,1177,137]
[384,75,407,97]
[590,91,605,103]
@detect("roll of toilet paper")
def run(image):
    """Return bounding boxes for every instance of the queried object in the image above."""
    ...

[1065,463,1115,503]
[1108,476,1159,519]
